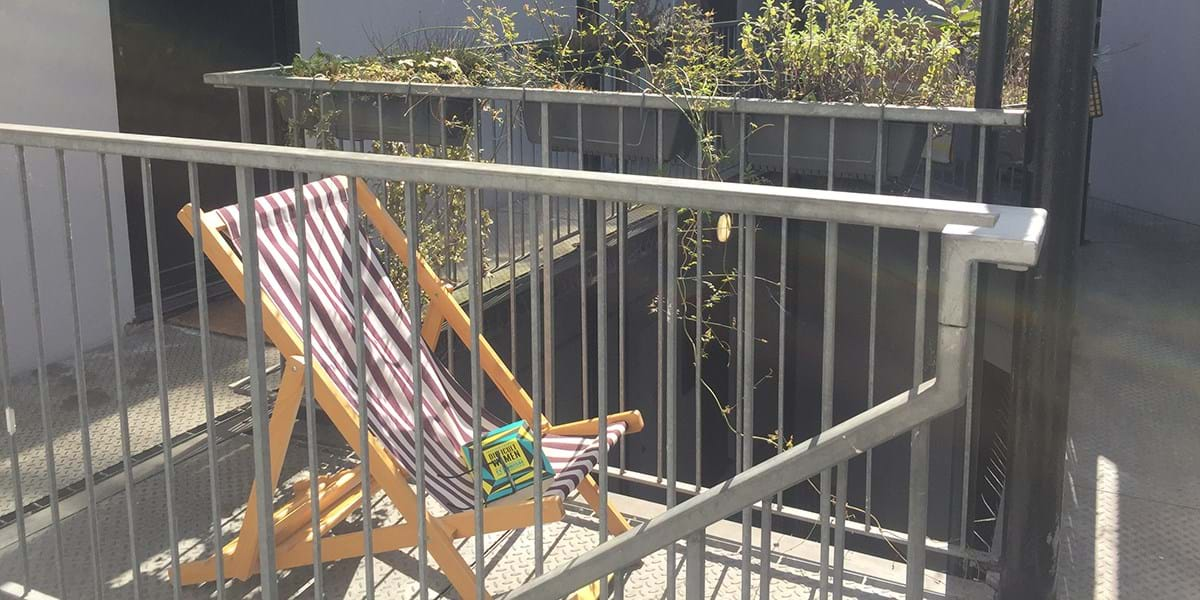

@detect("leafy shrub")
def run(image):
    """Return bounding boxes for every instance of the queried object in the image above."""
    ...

[739,0,972,105]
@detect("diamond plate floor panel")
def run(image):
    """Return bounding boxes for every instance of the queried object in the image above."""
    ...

[1057,202,1200,598]
[0,323,280,517]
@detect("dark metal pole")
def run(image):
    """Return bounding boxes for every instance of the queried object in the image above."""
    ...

[975,0,1011,110]
[972,0,1011,182]
[998,0,1097,596]
[964,0,1009,564]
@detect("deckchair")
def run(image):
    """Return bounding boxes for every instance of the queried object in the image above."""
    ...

[176,176,643,599]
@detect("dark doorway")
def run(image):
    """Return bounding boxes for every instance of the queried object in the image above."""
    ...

[110,0,298,317]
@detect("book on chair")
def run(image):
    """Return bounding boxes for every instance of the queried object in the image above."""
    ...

[461,421,555,506]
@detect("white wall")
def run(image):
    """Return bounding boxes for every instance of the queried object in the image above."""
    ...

[298,0,568,57]
[1088,0,1200,225]
[0,1,135,374]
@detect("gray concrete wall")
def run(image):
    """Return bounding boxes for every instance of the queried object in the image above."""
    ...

[297,0,569,57]
[1089,0,1200,225]
[0,1,135,374]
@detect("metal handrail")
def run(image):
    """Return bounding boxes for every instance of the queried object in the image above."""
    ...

[205,66,1025,127]
[0,123,1004,232]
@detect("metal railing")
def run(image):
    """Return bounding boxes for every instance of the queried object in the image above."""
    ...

[208,67,1026,275]
[0,121,1043,599]
[209,68,1028,566]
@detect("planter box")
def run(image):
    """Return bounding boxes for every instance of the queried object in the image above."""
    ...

[279,91,471,148]
[717,114,926,183]
[522,101,696,161]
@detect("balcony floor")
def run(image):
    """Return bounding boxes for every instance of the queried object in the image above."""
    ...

[0,321,988,599]
[0,427,989,600]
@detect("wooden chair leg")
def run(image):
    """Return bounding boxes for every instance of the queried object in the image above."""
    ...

[181,356,308,582]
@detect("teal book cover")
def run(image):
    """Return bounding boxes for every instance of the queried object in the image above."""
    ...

[461,421,555,505]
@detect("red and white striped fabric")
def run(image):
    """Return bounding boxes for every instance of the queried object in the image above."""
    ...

[213,176,625,513]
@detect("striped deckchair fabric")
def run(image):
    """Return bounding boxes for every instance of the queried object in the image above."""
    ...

[211,176,627,513]
[177,174,643,599]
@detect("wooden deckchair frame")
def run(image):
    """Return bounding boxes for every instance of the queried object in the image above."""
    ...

[175,178,643,599]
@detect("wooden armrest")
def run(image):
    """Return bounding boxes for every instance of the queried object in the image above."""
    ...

[541,410,644,437]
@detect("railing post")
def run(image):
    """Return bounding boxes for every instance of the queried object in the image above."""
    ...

[998,0,1097,596]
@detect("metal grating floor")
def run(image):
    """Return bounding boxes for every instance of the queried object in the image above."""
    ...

[0,323,280,519]
[1056,199,1200,598]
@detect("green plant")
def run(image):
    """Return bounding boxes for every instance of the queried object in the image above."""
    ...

[739,0,972,105]
[281,90,491,300]
[1002,0,1033,105]
[290,46,491,85]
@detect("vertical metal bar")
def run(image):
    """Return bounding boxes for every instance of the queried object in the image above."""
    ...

[54,149,104,599]
[866,118,884,534]
[596,196,610,600]
[346,90,355,150]
[467,187,487,600]
[924,125,934,199]
[816,117,837,598]
[740,214,757,600]
[345,179,375,600]
[288,89,300,147]
[833,464,848,599]
[318,93,328,150]
[958,126,988,553]
[486,105,501,266]
[17,144,67,599]
[290,89,324,597]
[264,88,278,189]
[0,156,29,592]
[763,113,791,599]
[656,109,665,483]
[827,118,837,190]
[828,116,849,599]
[98,153,140,599]
[691,110,703,495]
[739,113,746,184]
[237,86,251,144]
[818,225,837,600]
[735,112,746,480]
[187,162,225,600]
[505,103,518,415]
[665,203,679,599]
[233,159,276,598]
[140,158,185,599]
[529,194,546,574]
[617,107,627,481]
[693,211,702,490]
[540,101,554,423]
[578,103,589,422]
[439,97,454,369]
[905,231,930,599]
[377,93,385,153]
[976,126,988,203]
[407,93,416,152]
[685,530,705,600]
[404,180,430,600]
